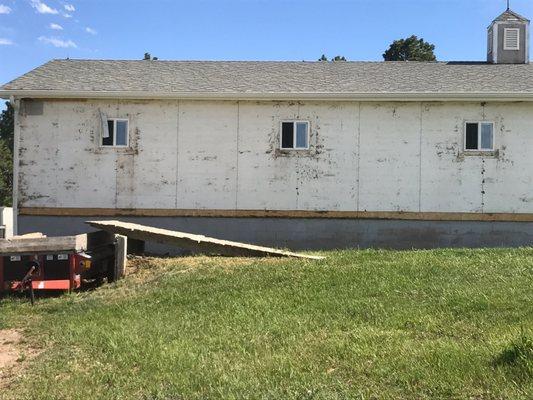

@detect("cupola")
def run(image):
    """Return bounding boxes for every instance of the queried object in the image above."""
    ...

[487,6,529,64]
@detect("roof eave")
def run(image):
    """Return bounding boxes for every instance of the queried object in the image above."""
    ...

[2,89,533,102]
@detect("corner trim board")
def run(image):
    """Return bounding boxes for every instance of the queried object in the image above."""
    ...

[17,207,533,222]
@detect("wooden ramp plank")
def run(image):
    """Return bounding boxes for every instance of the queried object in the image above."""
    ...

[86,220,324,260]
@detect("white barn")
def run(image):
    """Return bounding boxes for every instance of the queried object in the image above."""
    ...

[1,9,532,250]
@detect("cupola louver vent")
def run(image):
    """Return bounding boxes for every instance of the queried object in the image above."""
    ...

[504,28,520,50]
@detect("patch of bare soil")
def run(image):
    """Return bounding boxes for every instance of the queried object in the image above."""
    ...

[0,329,39,389]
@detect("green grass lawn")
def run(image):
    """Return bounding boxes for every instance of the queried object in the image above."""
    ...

[1,248,532,399]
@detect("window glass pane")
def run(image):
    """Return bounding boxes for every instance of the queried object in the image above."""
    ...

[295,122,308,148]
[102,120,114,146]
[281,122,294,149]
[480,123,493,150]
[116,120,128,146]
[465,123,478,150]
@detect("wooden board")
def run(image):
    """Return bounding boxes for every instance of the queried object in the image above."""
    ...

[0,231,114,255]
[19,207,533,222]
[13,232,46,239]
[86,220,324,260]
[114,234,127,279]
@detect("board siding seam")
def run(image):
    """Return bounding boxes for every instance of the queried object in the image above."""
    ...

[175,100,180,209]
[17,207,533,222]
[296,103,300,211]
[114,148,118,209]
[235,101,240,210]
[114,101,119,208]
[480,103,486,214]
[481,158,486,214]
[418,102,423,213]
[356,102,361,212]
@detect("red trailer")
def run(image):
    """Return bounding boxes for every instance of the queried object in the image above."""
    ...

[0,231,126,301]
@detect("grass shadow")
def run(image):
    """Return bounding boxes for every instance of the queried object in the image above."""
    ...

[493,333,533,380]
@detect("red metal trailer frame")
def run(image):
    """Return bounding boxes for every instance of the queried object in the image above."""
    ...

[0,252,89,293]
[0,231,126,297]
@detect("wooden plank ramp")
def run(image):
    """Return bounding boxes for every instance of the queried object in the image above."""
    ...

[86,220,324,260]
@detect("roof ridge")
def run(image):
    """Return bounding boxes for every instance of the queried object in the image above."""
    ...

[50,58,447,64]
[492,8,530,23]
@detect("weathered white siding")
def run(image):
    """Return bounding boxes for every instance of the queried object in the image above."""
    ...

[16,99,533,214]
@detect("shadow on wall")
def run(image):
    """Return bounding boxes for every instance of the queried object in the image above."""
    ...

[16,215,533,254]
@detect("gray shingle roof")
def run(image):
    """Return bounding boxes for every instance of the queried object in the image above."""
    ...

[492,9,529,23]
[2,59,533,97]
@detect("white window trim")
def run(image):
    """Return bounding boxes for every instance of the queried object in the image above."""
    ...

[503,28,520,50]
[464,121,495,152]
[102,118,129,147]
[280,120,310,150]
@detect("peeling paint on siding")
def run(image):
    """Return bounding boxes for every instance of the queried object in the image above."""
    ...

[16,99,533,215]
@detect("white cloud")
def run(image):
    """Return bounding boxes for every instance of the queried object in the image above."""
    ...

[0,4,12,14]
[31,0,59,15]
[64,4,74,12]
[38,36,77,48]
[85,27,97,35]
[0,38,13,45]
[62,12,72,18]
[49,23,63,30]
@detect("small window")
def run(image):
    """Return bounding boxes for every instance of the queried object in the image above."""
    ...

[504,28,520,50]
[280,121,309,150]
[102,118,129,147]
[488,30,493,53]
[465,122,494,151]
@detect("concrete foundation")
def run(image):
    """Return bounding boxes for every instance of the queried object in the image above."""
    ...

[18,215,533,254]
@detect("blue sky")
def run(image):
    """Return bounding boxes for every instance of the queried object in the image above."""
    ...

[0,0,532,87]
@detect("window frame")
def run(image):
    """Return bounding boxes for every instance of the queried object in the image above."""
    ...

[464,121,495,152]
[279,120,310,150]
[503,28,520,50]
[102,118,130,148]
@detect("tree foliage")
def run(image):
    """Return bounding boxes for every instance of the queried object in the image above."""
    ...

[143,52,159,61]
[0,101,14,152]
[331,55,346,62]
[0,101,13,206]
[318,54,347,62]
[383,35,436,61]
[0,139,12,206]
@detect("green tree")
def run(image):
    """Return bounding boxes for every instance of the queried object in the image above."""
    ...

[0,139,12,206]
[331,55,346,62]
[143,52,159,61]
[318,54,347,62]
[383,35,436,61]
[0,101,13,206]
[0,101,14,152]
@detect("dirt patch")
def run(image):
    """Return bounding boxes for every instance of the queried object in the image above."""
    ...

[0,329,22,370]
[0,329,38,389]
[127,255,288,279]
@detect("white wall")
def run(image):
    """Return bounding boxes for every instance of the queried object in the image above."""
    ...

[16,99,533,214]
[0,207,13,238]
